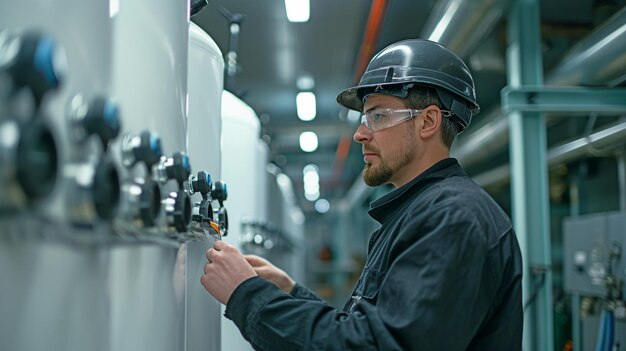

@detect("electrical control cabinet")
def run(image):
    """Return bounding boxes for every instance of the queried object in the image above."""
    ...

[563,211,626,298]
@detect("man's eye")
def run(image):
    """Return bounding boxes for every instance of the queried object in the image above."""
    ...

[371,112,385,122]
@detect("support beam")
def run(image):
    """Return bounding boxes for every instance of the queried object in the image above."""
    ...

[506,1,554,350]
[502,86,626,113]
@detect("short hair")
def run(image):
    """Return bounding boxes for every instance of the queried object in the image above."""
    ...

[403,85,460,148]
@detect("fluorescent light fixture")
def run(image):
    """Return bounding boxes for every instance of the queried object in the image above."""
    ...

[109,0,120,17]
[303,170,319,184]
[315,199,330,213]
[299,131,318,152]
[304,182,319,194]
[297,74,315,90]
[304,190,320,201]
[302,164,319,175]
[428,0,461,42]
[347,110,361,123]
[285,0,310,22]
[296,92,316,121]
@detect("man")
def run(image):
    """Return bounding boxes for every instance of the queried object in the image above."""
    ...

[201,39,523,350]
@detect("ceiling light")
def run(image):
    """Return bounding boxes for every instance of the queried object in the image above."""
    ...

[304,190,320,201]
[285,0,310,23]
[315,199,330,213]
[299,131,318,152]
[109,0,119,17]
[296,92,316,121]
[303,171,319,184]
[302,164,319,175]
[297,74,315,90]
[428,0,461,42]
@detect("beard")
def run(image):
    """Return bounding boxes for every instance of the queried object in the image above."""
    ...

[362,123,416,186]
[362,147,415,186]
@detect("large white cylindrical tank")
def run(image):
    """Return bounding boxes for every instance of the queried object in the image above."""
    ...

[256,139,270,222]
[187,22,223,179]
[0,2,113,351]
[221,90,265,351]
[266,165,306,282]
[108,1,190,351]
[111,0,189,155]
[186,21,224,351]
[221,90,264,248]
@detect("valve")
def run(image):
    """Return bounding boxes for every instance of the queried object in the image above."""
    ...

[215,206,228,236]
[163,190,192,233]
[68,95,121,148]
[164,152,191,189]
[211,180,228,206]
[121,131,162,170]
[64,95,122,223]
[119,131,164,228]
[157,152,192,233]
[0,118,58,210]
[189,171,213,223]
[64,155,120,222]
[0,30,61,211]
[189,170,212,196]
[0,30,66,105]
[121,177,161,228]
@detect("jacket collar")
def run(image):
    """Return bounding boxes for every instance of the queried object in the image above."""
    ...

[368,158,463,223]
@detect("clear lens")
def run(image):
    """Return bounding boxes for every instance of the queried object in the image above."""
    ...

[360,108,420,133]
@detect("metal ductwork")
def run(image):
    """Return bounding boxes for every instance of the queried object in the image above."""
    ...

[473,117,626,187]
[454,6,626,169]
[420,0,512,58]
[547,7,626,87]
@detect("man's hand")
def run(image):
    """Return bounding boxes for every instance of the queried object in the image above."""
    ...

[200,241,257,304]
[244,254,295,294]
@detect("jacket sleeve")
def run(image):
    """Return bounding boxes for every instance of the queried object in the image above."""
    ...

[290,283,323,301]
[224,213,496,351]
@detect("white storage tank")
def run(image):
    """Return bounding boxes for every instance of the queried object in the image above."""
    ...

[108,1,191,350]
[221,90,266,351]
[266,164,306,282]
[186,21,224,351]
[221,90,266,248]
[0,1,114,351]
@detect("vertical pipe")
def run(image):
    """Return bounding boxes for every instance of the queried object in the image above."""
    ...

[506,0,554,350]
[617,153,626,212]
[569,175,582,351]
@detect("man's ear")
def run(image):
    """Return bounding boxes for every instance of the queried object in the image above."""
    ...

[419,106,442,139]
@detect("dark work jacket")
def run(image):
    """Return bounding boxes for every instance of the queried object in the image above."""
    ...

[225,158,523,350]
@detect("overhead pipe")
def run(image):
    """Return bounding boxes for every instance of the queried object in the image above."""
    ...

[420,0,512,57]
[547,7,626,87]
[332,0,389,189]
[473,117,626,188]
[218,7,245,93]
[454,6,626,169]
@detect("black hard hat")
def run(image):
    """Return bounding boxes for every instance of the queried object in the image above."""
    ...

[337,39,480,130]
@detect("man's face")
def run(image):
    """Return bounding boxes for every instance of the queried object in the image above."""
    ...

[353,94,420,187]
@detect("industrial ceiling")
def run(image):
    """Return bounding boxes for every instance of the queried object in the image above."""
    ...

[192,0,623,214]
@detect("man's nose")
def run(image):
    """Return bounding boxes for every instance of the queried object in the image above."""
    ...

[353,122,372,144]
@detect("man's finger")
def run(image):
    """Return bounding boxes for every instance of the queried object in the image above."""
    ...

[206,249,215,262]
[213,240,226,251]
[244,255,266,266]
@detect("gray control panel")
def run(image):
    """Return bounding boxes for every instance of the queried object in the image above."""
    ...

[563,211,625,298]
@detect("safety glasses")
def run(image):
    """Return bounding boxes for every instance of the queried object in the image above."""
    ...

[360,108,452,133]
